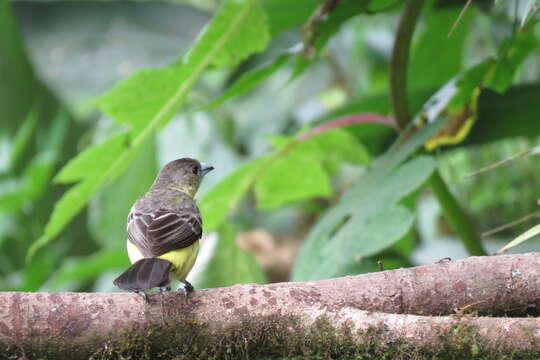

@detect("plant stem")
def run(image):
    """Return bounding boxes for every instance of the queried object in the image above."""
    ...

[430,171,487,256]
[390,0,425,129]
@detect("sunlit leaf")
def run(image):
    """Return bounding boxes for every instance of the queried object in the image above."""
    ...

[54,133,128,184]
[255,153,331,210]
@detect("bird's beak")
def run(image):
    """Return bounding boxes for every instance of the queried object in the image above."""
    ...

[200,162,214,176]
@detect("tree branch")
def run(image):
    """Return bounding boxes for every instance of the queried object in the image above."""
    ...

[0,254,539,358]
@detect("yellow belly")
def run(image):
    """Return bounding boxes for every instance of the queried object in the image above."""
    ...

[126,240,200,282]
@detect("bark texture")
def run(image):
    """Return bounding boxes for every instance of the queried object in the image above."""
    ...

[0,253,539,359]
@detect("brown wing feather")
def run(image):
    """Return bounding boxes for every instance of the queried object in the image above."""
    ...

[127,207,202,258]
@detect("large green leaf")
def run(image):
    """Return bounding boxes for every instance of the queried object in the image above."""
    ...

[255,153,331,210]
[29,0,271,261]
[54,133,128,184]
[292,118,445,281]
[314,204,415,279]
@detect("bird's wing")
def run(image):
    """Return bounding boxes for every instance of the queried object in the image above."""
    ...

[127,206,202,258]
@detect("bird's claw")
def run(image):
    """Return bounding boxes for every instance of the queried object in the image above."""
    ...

[135,290,148,303]
[177,281,194,297]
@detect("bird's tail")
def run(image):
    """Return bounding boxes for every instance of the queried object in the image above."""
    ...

[113,258,172,291]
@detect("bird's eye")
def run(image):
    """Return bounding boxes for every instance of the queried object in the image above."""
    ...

[192,166,199,174]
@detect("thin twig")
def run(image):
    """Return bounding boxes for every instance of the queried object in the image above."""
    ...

[448,0,473,37]
[465,149,531,179]
[482,210,540,237]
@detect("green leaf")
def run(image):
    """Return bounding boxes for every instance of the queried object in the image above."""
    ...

[31,0,270,261]
[207,1,269,67]
[485,23,539,93]
[467,83,540,145]
[262,0,319,34]
[292,117,444,281]
[96,67,184,136]
[319,205,414,279]
[292,128,370,165]
[255,153,331,210]
[409,5,471,90]
[201,53,291,110]
[54,133,128,184]
[496,223,540,255]
[9,102,38,169]
[195,224,266,288]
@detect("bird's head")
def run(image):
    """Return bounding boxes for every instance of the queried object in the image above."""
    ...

[152,158,214,196]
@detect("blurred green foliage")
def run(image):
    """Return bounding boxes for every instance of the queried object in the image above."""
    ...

[1,0,539,292]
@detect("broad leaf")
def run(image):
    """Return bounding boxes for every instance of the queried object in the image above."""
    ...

[255,153,331,210]
[292,118,445,281]
[54,133,128,184]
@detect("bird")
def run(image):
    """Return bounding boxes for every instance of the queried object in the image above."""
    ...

[113,157,214,301]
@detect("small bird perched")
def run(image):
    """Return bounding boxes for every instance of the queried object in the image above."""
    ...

[113,158,214,301]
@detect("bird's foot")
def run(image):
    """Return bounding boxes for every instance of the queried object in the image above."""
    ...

[159,286,172,292]
[135,290,148,303]
[177,281,194,297]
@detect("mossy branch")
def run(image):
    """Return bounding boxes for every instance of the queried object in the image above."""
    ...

[1,254,539,359]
